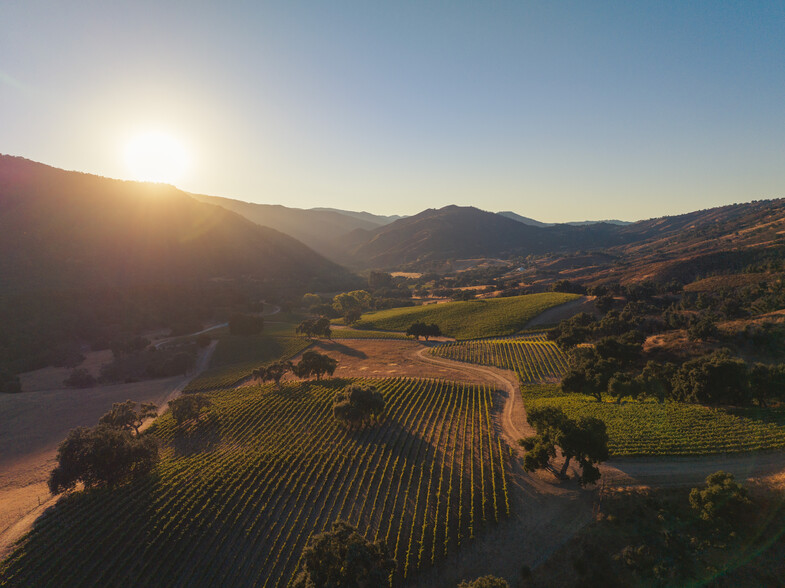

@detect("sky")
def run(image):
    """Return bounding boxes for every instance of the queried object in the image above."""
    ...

[2,1,784,222]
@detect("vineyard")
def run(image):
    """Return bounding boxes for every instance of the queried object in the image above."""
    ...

[329,328,409,340]
[522,384,785,456]
[350,292,578,339]
[183,335,311,393]
[0,378,509,586]
[429,336,785,455]
[431,334,568,382]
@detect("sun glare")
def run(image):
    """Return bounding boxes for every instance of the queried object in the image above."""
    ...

[124,131,189,184]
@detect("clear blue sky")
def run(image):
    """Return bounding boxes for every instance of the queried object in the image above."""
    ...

[2,1,784,221]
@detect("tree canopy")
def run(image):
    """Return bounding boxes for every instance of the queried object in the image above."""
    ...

[296,317,332,339]
[332,384,385,428]
[519,406,608,486]
[292,520,395,588]
[689,471,751,523]
[169,393,211,424]
[48,425,158,493]
[253,360,293,387]
[405,321,442,341]
[293,351,338,381]
[99,400,158,435]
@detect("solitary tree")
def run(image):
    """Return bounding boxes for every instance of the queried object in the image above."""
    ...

[406,321,442,341]
[63,367,97,388]
[519,406,608,485]
[48,425,158,493]
[294,351,338,381]
[332,384,385,428]
[169,394,211,424]
[253,361,293,387]
[297,318,332,339]
[689,471,751,523]
[292,520,395,588]
[99,400,158,436]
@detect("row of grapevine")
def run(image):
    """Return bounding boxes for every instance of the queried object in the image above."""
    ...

[430,335,568,383]
[0,377,508,587]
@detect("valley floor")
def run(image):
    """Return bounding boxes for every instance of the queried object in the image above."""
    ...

[0,342,216,560]
[3,334,785,585]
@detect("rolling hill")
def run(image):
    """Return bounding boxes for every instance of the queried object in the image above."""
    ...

[350,292,579,339]
[525,199,785,286]
[335,205,629,268]
[189,194,399,261]
[0,156,355,291]
[0,156,357,371]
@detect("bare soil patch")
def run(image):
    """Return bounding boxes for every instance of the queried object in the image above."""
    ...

[18,349,113,392]
[0,342,216,559]
[285,339,491,385]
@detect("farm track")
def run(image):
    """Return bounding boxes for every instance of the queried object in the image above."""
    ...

[420,344,785,488]
[0,341,218,561]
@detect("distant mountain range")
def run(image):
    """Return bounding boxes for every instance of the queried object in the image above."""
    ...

[4,155,783,282]
[497,211,631,227]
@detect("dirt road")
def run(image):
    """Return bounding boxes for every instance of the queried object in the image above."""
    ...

[0,341,217,560]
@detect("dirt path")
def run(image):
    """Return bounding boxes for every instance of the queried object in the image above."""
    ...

[416,346,534,443]
[0,341,218,560]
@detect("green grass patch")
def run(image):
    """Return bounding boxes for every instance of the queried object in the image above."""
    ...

[522,384,785,456]
[329,328,409,340]
[261,321,298,337]
[350,292,578,340]
[184,335,311,392]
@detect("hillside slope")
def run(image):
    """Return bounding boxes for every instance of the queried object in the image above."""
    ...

[337,205,628,268]
[0,156,356,372]
[534,199,785,285]
[0,156,352,291]
[189,193,391,261]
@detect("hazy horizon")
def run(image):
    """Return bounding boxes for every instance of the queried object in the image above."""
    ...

[3,1,784,221]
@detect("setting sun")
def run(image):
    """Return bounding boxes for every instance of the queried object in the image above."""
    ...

[124,131,189,184]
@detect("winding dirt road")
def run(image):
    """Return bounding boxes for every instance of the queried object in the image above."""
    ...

[419,345,785,488]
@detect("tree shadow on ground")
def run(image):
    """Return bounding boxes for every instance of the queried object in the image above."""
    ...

[313,340,368,359]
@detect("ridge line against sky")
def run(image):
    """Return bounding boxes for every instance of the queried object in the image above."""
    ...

[2,1,784,222]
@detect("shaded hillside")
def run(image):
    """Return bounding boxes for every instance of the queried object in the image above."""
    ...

[518,199,785,287]
[0,156,351,291]
[336,205,628,268]
[498,211,631,228]
[189,194,391,261]
[0,156,356,372]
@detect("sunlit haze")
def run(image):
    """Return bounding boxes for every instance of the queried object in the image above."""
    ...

[124,131,189,184]
[2,1,784,221]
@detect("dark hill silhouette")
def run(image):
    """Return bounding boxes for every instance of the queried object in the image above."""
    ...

[0,155,357,373]
[335,205,629,268]
[0,156,352,292]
